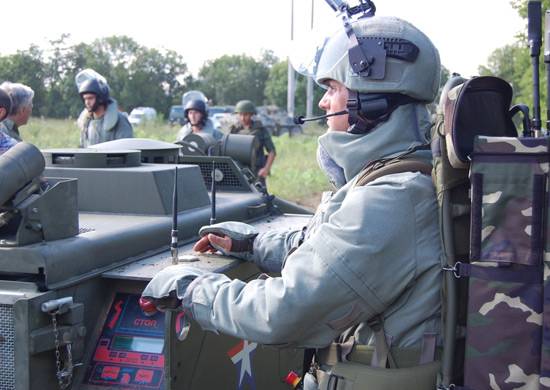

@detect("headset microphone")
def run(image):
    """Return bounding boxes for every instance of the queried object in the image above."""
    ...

[294,110,348,125]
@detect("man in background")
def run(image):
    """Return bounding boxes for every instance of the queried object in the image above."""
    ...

[176,99,223,142]
[229,100,276,185]
[0,88,17,155]
[0,82,34,141]
[75,69,133,148]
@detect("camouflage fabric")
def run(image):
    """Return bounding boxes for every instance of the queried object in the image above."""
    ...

[464,135,548,389]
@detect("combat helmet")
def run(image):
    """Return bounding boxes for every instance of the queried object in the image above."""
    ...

[235,100,256,115]
[75,69,111,112]
[78,79,110,108]
[291,9,440,133]
[184,99,208,125]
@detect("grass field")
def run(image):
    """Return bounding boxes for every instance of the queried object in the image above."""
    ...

[20,117,330,208]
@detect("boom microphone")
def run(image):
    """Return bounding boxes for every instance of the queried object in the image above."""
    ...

[294,110,348,125]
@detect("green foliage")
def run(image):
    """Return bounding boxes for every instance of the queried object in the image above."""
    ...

[20,117,80,148]
[268,127,329,203]
[194,54,270,106]
[0,35,188,119]
[481,0,550,108]
[0,45,46,115]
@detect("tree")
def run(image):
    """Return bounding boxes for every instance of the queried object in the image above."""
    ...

[0,45,47,115]
[480,0,550,107]
[0,35,189,118]
[196,54,269,105]
[264,60,325,117]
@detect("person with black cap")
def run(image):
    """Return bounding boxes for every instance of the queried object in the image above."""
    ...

[0,88,17,155]
[176,99,223,142]
[75,69,133,148]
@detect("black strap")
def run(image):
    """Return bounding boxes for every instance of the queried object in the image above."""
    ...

[303,348,316,376]
[355,158,432,187]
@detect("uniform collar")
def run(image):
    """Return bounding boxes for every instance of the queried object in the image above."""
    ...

[318,103,432,185]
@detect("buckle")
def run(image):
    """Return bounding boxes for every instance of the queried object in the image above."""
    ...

[442,262,463,278]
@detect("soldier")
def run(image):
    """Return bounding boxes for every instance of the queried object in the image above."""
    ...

[0,82,34,141]
[176,99,224,142]
[75,69,133,148]
[143,13,442,389]
[0,88,17,155]
[229,100,276,182]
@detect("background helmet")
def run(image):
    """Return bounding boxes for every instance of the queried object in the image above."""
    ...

[184,99,208,121]
[295,16,441,103]
[235,100,256,114]
[75,68,111,111]
[78,78,111,106]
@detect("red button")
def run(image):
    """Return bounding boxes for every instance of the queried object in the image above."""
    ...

[139,297,157,316]
[135,369,154,383]
[101,366,120,380]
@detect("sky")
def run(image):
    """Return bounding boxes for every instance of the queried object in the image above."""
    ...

[2,0,525,78]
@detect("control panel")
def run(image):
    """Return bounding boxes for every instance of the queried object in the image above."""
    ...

[85,293,165,388]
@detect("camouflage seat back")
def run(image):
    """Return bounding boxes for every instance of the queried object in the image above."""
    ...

[462,136,548,389]
[432,75,519,387]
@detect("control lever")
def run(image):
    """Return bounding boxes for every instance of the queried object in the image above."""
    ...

[41,296,73,314]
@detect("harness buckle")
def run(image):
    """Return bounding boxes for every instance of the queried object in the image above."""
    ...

[442,262,463,278]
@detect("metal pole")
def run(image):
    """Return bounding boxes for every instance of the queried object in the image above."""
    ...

[544,10,550,134]
[528,1,542,136]
[306,0,315,118]
[287,0,296,118]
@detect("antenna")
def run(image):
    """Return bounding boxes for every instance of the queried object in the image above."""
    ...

[210,160,217,225]
[544,10,550,134]
[171,167,178,264]
[528,1,542,136]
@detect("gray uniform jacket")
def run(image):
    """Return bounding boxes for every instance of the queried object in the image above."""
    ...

[176,119,224,141]
[183,103,442,350]
[0,119,22,142]
[77,99,133,148]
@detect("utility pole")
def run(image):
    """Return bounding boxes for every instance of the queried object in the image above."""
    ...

[306,0,315,117]
[287,0,296,118]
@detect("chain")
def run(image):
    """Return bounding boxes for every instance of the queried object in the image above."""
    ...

[50,312,73,390]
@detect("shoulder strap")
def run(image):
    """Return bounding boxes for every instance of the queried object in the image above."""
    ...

[355,159,433,187]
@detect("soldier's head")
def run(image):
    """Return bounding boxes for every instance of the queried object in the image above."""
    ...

[184,99,208,127]
[295,14,440,134]
[235,100,256,127]
[0,82,34,126]
[78,78,111,113]
[0,88,12,122]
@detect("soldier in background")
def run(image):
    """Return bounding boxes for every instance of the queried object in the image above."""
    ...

[229,100,276,184]
[176,99,223,142]
[0,88,17,155]
[0,82,34,141]
[75,69,133,148]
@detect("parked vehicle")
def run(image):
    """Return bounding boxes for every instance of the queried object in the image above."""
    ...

[129,107,157,126]
[168,105,185,126]
[257,105,303,136]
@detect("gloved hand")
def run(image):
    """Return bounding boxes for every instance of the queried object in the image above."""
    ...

[140,265,206,341]
[193,221,258,261]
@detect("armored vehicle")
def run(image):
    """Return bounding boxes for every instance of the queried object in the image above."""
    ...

[0,139,311,389]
